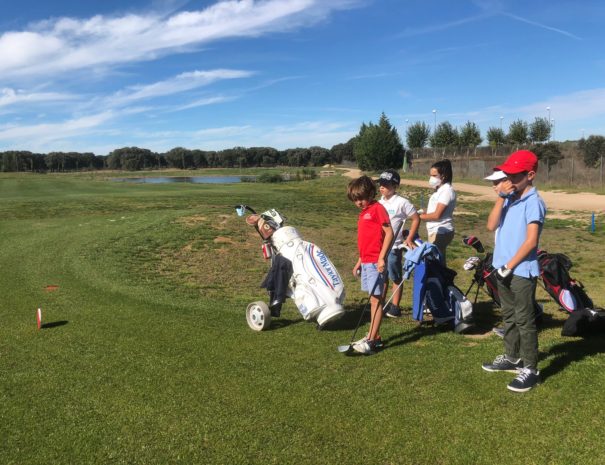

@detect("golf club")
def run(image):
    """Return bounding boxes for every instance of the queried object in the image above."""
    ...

[337,221,404,354]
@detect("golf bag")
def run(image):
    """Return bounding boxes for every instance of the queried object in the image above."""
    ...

[239,205,345,330]
[463,239,544,321]
[408,243,474,333]
[538,251,594,313]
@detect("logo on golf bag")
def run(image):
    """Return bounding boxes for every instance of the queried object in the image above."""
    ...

[309,245,341,289]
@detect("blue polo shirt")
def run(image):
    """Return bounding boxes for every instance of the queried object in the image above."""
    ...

[492,187,546,278]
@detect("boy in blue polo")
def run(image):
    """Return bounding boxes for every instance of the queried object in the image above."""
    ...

[481,150,546,392]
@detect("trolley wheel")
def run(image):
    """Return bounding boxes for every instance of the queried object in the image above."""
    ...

[246,301,271,331]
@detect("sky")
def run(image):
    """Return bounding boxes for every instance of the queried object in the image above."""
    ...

[1,0,605,155]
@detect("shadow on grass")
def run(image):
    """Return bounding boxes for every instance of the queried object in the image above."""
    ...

[541,336,605,382]
[41,320,69,329]
[270,318,304,330]
[319,302,370,332]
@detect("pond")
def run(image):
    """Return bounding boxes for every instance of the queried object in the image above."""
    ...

[112,176,251,184]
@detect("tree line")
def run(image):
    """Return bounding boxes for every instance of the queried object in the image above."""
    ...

[1,114,603,173]
[0,146,344,173]
[352,113,604,171]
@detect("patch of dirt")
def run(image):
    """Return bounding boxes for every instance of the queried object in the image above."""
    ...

[214,236,235,244]
[176,215,208,226]
[44,285,59,292]
[338,167,604,213]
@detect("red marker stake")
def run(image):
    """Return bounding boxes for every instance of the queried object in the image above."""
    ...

[37,308,42,330]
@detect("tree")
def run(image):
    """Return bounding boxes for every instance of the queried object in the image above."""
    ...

[459,121,482,156]
[487,127,506,147]
[353,113,404,171]
[330,138,355,163]
[429,121,459,150]
[533,142,563,169]
[406,122,430,154]
[529,117,551,144]
[579,135,605,168]
[508,119,529,148]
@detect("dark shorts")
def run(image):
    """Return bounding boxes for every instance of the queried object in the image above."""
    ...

[386,248,403,283]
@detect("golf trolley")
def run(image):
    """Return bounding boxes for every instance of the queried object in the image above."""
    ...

[235,205,345,331]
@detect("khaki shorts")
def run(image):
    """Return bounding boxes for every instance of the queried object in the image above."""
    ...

[428,230,455,264]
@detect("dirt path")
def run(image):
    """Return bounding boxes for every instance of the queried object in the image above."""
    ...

[339,168,604,214]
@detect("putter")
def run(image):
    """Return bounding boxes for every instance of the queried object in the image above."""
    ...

[337,221,404,353]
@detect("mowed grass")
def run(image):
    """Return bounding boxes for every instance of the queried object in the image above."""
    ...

[1,171,605,465]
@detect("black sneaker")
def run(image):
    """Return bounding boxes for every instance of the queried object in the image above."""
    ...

[385,304,402,318]
[482,355,523,373]
[507,368,540,392]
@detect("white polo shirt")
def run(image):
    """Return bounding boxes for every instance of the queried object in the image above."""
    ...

[426,183,456,235]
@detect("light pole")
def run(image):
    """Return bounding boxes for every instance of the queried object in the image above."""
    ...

[432,110,437,157]
[581,128,585,139]
[551,118,555,141]
[500,116,504,130]
[546,106,551,141]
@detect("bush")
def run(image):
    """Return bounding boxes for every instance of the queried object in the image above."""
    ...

[257,173,284,183]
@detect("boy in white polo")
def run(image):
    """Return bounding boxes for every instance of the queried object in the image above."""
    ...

[378,169,420,318]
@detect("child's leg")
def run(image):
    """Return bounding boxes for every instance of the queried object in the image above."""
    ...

[512,276,539,370]
[387,249,403,307]
[368,295,383,341]
[498,280,521,360]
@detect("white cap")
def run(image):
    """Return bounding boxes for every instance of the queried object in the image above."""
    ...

[484,170,507,181]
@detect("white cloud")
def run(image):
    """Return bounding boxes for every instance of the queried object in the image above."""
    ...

[0,0,360,81]
[0,111,113,142]
[0,87,77,108]
[109,69,253,105]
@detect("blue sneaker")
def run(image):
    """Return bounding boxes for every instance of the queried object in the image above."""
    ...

[385,304,402,318]
[482,355,523,373]
[507,368,540,392]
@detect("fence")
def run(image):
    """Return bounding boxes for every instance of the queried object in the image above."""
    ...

[407,151,604,188]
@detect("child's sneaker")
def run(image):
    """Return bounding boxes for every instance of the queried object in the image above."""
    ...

[482,355,523,373]
[507,368,540,392]
[352,339,377,355]
[385,305,402,318]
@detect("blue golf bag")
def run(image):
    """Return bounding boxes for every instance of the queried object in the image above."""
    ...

[407,243,474,334]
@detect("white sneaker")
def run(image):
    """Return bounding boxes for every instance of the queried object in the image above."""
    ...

[352,340,375,355]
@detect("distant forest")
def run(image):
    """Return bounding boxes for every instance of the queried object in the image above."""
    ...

[0,144,355,173]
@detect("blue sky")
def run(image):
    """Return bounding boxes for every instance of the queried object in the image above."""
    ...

[1,0,604,154]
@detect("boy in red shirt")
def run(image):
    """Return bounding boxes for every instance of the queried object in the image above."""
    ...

[347,175,394,354]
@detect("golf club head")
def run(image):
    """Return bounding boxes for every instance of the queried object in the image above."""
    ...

[337,344,353,353]
[462,235,484,253]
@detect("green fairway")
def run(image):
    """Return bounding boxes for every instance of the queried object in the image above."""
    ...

[1,171,605,465]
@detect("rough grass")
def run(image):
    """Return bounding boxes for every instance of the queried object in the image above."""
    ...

[1,172,605,465]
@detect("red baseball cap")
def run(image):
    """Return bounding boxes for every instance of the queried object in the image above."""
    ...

[495,150,538,174]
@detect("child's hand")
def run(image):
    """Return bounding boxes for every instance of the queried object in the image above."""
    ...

[353,266,361,278]
[377,258,386,273]
[404,238,417,250]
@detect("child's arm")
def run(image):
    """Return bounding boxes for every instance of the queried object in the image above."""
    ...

[486,197,505,232]
[352,257,362,277]
[419,203,447,222]
[405,212,421,248]
[505,222,540,270]
[377,224,394,272]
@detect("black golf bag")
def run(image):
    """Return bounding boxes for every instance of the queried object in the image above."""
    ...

[538,251,594,313]
[463,239,543,320]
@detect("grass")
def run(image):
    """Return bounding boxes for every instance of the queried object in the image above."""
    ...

[1,171,605,465]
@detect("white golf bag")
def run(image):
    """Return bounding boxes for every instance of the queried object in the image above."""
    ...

[239,206,345,331]
[271,226,346,327]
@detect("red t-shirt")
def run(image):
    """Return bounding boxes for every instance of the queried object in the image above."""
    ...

[358,201,391,263]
